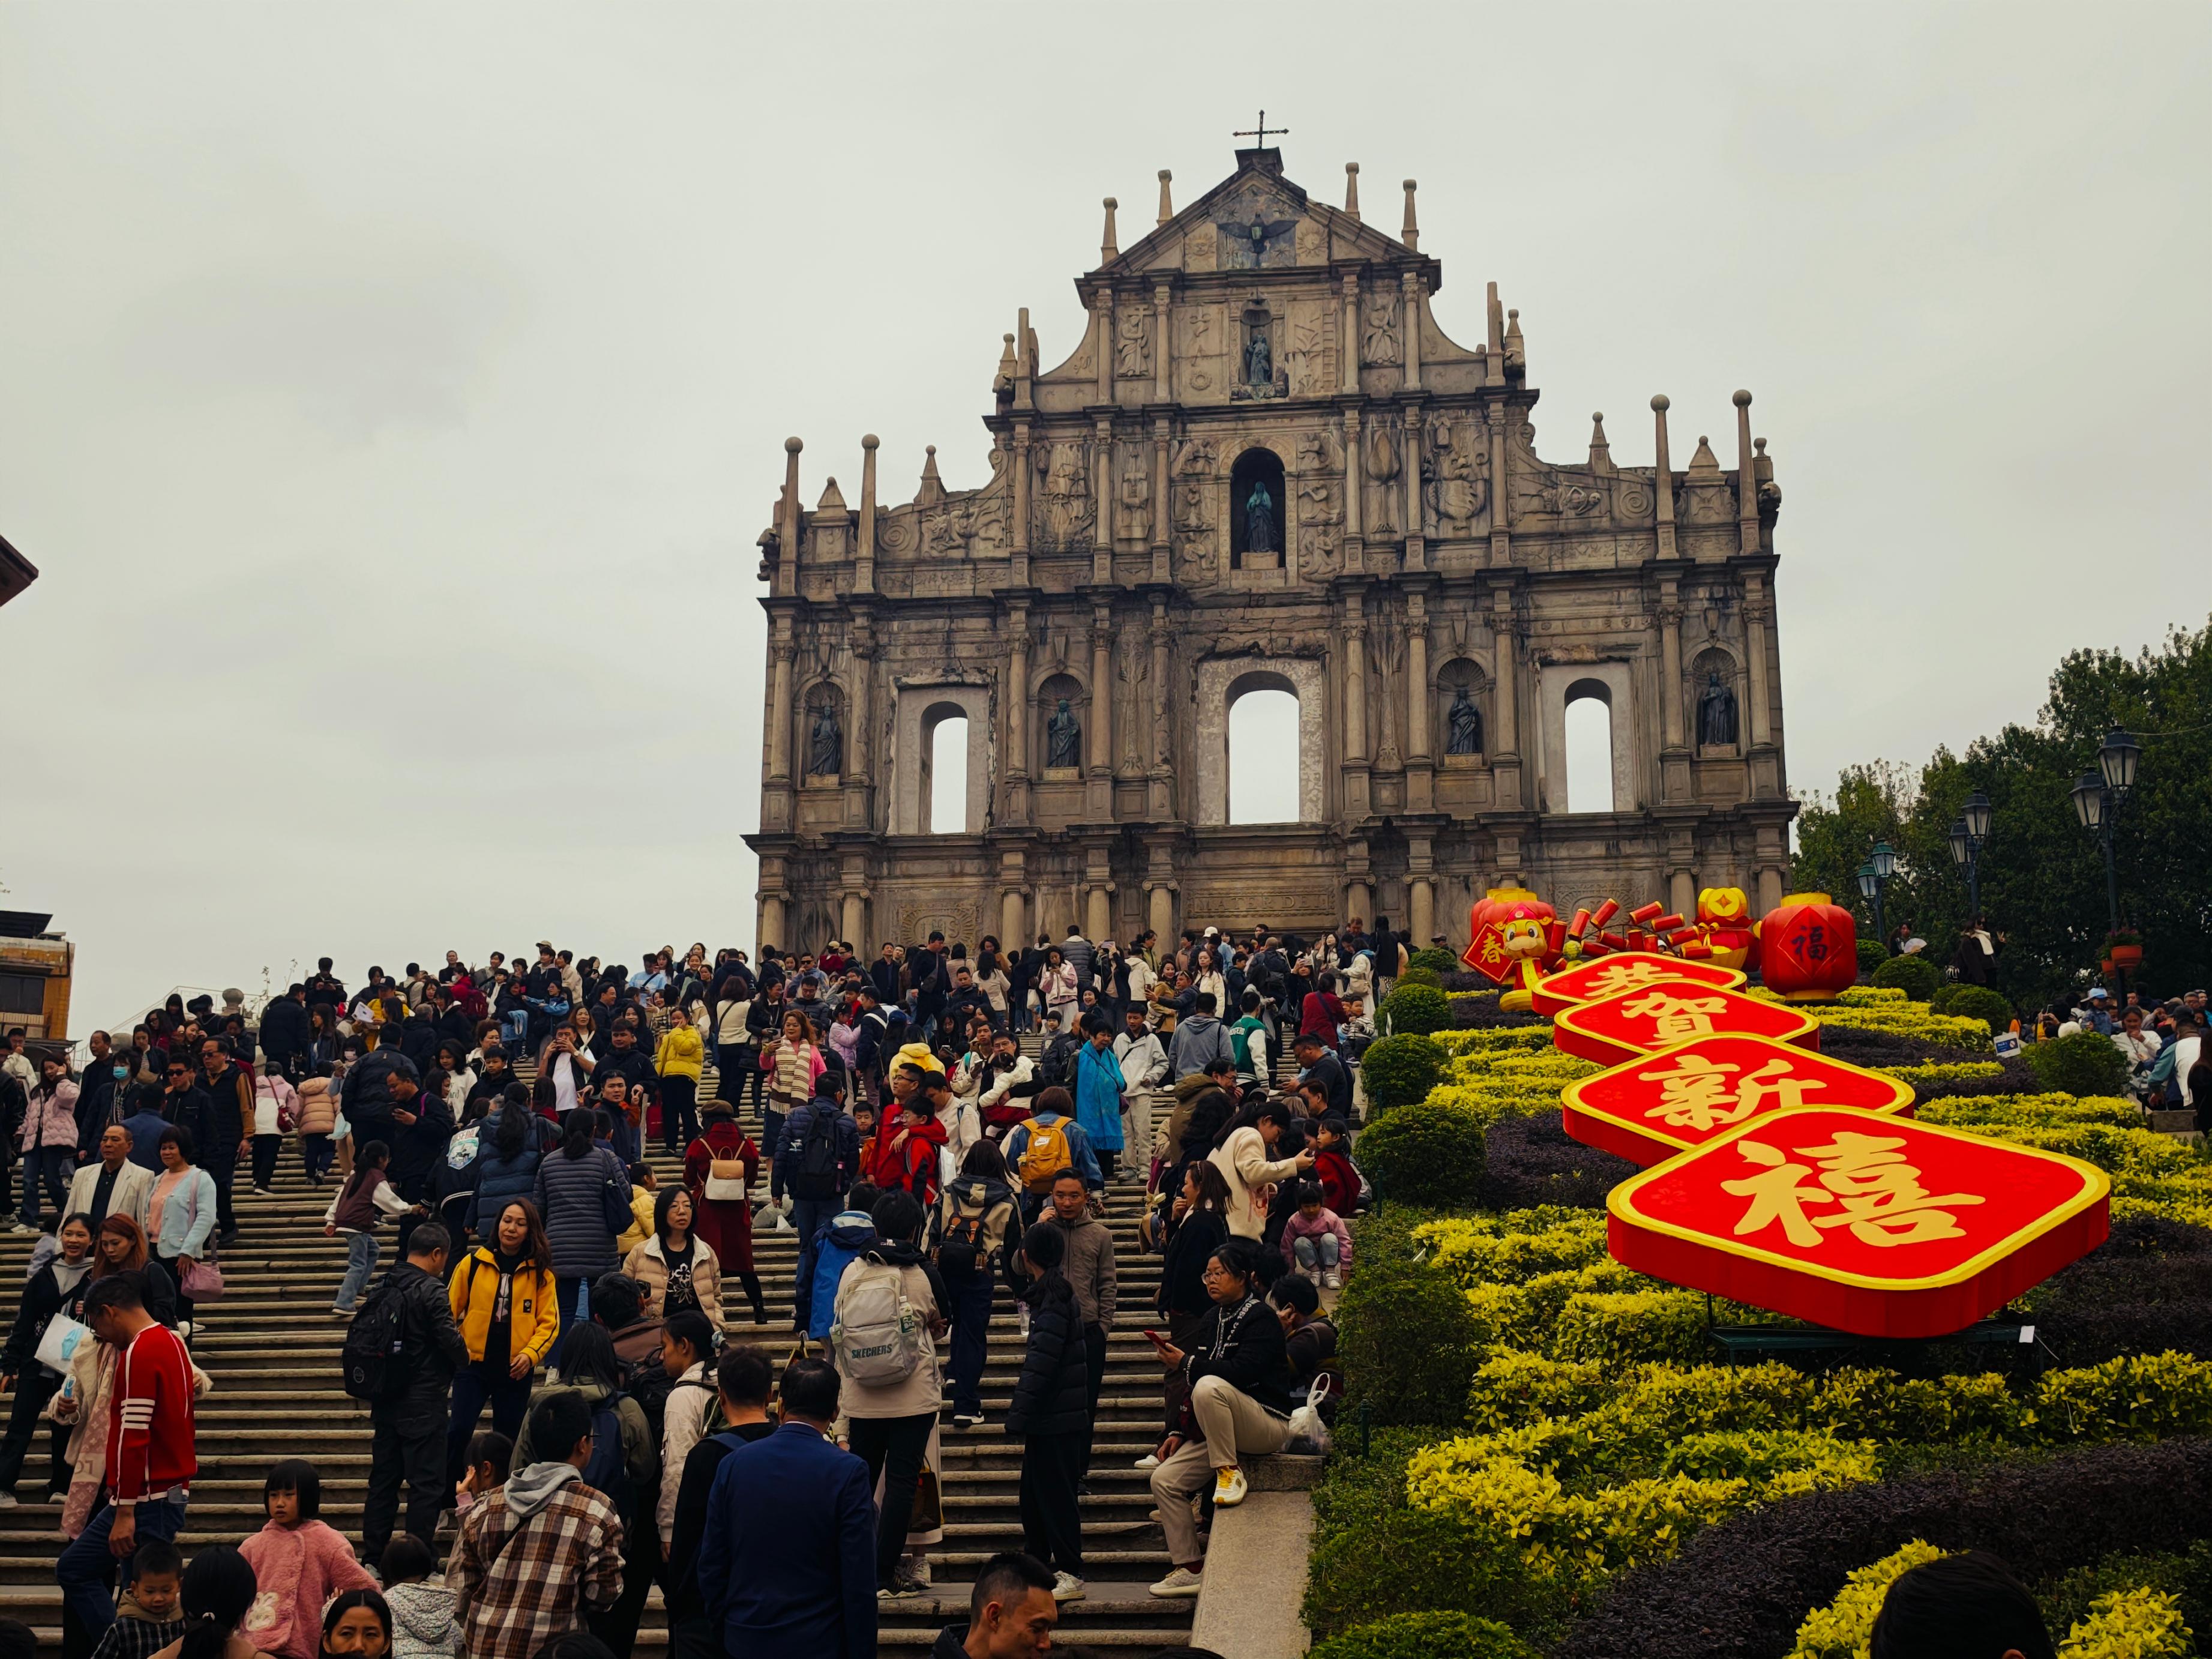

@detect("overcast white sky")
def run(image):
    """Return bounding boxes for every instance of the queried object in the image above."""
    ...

[2,4,2205,1040]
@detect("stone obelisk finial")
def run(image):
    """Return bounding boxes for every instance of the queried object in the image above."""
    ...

[1401,179,1419,250]
[1156,170,1173,225]
[1101,197,1119,264]
[1344,162,1360,220]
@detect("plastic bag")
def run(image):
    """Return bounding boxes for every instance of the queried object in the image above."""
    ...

[1284,1374,1333,1455]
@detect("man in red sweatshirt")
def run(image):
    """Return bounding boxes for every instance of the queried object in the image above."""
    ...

[56,1276,194,1652]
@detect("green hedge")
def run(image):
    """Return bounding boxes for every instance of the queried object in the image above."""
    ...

[1871,953,1942,1001]
[1382,982,1453,1034]
[1360,1032,1446,1112]
[2027,1031,2133,1097]
[1310,1611,1539,1659]
[1946,984,2014,1034]
[1337,1211,1483,1426]
[1409,947,1461,975]
[1398,964,1445,990]
[1357,1099,1486,1209]
[1857,938,1889,974]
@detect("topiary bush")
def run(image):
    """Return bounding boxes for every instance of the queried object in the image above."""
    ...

[2027,1031,2134,1098]
[1381,982,1452,1035]
[1946,984,2015,1035]
[1929,982,1961,1014]
[1336,1229,1484,1427]
[1360,1032,1446,1112]
[1357,1098,1486,1209]
[1310,1611,1538,1659]
[1397,964,1445,990]
[1408,947,1461,976]
[1871,953,1942,1001]
[1857,938,1889,974]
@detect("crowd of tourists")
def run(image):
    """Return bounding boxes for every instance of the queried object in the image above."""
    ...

[0,921,1377,1658]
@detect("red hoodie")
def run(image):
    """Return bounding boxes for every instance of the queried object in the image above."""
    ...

[108,1320,196,1501]
[867,1113,947,1206]
[1312,1145,1359,1218]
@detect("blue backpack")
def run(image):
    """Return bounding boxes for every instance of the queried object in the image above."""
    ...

[808,1223,877,1341]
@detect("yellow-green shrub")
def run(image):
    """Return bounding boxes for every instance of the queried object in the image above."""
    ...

[1549,1289,1709,1366]
[1788,1539,1949,1659]
[2059,1587,2194,1657]
[1917,1092,2141,1129]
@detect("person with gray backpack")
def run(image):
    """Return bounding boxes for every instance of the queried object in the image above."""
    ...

[828,1190,946,1600]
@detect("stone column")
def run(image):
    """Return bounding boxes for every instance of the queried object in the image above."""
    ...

[1734,390,1760,556]
[1087,881,1112,945]
[1401,412,1425,572]
[1669,867,1696,922]
[766,634,795,783]
[1011,419,1032,586]
[1339,272,1361,396]
[1489,587,1520,808]
[1486,403,1512,569]
[1745,574,1774,749]
[1652,395,1679,561]
[847,622,875,828]
[1657,582,1689,804]
[1150,418,1171,584]
[1148,882,1176,944]
[1405,595,1431,763]
[776,438,802,598]
[1410,878,1434,947]
[1093,289,1113,406]
[1092,418,1114,585]
[1087,607,1114,819]
[1006,606,1032,820]
[1402,271,1423,391]
[1148,600,1173,817]
[1342,599,1369,763]
[1152,283,1172,404]
[1341,405,1364,576]
[760,893,787,954]
[1000,888,1026,951]
[840,891,865,948]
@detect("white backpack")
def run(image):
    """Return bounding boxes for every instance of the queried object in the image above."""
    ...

[832,1257,928,1387]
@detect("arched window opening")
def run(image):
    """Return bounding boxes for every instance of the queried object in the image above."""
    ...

[1229,447,1287,570]
[1227,686,1299,823]
[1562,685,1614,813]
[924,709,970,834]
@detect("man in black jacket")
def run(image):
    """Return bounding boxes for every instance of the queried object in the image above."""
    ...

[382,1070,453,1256]
[259,986,312,1076]
[940,966,995,1038]
[194,1038,251,1247]
[360,1223,467,1565]
[595,1023,652,1096]
[340,1047,422,1176]
[1291,1032,1353,1121]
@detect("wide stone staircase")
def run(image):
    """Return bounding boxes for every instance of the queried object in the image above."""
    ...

[0,1035,1252,1654]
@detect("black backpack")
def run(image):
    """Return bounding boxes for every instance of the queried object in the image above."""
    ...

[341,1278,407,1400]
[580,1393,636,1522]
[790,1107,843,1200]
[620,1350,715,1448]
[1039,1034,1077,1089]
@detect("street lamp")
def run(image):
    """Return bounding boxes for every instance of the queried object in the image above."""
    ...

[2072,728,2138,936]
[1949,790,1992,917]
[1857,858,1889,952]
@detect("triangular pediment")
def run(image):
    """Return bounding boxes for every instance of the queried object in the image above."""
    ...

[1098,149,1428,282]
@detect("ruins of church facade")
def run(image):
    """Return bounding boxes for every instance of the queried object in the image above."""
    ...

[746,147,1793,953]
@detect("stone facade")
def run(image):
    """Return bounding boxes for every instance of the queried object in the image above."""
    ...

[746,149,1794,954]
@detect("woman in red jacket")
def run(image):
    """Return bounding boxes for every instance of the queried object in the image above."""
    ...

[682,1099,765,1324]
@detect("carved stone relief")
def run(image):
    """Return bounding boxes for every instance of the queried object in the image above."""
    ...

[1285,298,1336,397]
[1296,427,1344,573]
[1294,218,1327,265]
[1183,221,1218,272]
[1114,309,1150,379]
[1179,304,1226,396]
[1035,442,1093,552]
[1362,291,1401,366]
[1422,417,1489,537]
[1363,418,1402,538]
[1173,437,1219,578]
[1114,448,1152,544]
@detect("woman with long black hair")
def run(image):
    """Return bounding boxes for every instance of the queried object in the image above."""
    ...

[444,1199,558,1484]
[530,1109,628,1337]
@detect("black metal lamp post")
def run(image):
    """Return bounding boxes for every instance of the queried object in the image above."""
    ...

[1857,841,1895,951]
[2070,728,2139,936]
[1949,790,1992,916]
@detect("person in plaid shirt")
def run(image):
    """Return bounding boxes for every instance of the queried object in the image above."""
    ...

[445,1391,623,1659]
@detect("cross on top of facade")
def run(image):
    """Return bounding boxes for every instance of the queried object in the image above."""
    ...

[1233,110,1287,147]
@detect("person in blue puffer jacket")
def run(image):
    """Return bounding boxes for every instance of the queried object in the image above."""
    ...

[805,1188,881,1344]
[465,1085,551,1238]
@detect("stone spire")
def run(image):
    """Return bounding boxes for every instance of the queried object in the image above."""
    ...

[1651,396,1677,558]
[917,444,945,507]
[1343,162,1360,220]
[1401,179,1419,250]
[816,476,847,510]
[1587,412,1612,473]
[1100,197,1119,264]
[1156,170,1173,225]
[1504,308,1525,369]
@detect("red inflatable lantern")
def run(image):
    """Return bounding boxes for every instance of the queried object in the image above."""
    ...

[1757,892,1859,1002]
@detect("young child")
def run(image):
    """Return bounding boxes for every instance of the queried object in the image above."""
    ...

[238,1460,376,1659]
[453,1429,512,1517]
[323,1142,422,1316]
[90,1540,185,1659]
[1278,1180,1354,1290]
[1310,1118,1361,1218]
[883,1097,948,1208]
[616,1162,658,1253]
[377,1537,461,1659]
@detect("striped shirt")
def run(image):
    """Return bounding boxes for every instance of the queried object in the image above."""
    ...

[106,1321,196,1501]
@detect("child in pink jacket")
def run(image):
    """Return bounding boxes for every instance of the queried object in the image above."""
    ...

[239,1459,376,1659]
[1278,1180,1354,1290]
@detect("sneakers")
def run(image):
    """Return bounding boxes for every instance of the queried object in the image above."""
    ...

[1323,1269,1342,1290]
[1051,1571,1086,1603]
[876,1580,922,1602]
[903,1555,931,1588]
[251,1185,272,1197]
[7,1224,35,1236]
[1212,1466,1249,1508]
[1134,1452,1161,1471]
[1150,1567,1204,1598]
[952,1411,983,1430]
[0,1493,17,1509]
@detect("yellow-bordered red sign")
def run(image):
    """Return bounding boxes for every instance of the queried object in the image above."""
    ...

[1561,1033,1914,1168]
[1552,977,1818,1066]
[1530,951,1747,1017]
[1606,1106,2111,1337]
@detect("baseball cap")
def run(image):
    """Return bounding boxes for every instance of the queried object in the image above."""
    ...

[2087,986,2109,1000]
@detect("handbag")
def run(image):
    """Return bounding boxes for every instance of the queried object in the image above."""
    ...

[705,1152,750,1203]
[179,1252,226,1302]
[1285,1374,1333,1455]
[34,1311,93,1377]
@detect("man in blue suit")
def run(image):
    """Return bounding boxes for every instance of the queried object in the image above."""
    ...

[696,1356,877,1659]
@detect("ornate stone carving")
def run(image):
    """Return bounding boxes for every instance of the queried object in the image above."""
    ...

[1446,685,1482,755]
[1036,442,1093,551]
[1698,672,1740,747]
[1422,417,1489,536]
[1363,418,1402,538]
[1362,290,1401,366]
[1180,303,1225,394]
[1115,308,1150,379]
[1242,475,1278,555]
[1296,427,1344,571]
[1045,698,1081,769]
[1294,218,1326,264]
[1183,220,1218,272]
[1285,299,1335,397]
[1115,450,1151,544]
[807,699,843,777]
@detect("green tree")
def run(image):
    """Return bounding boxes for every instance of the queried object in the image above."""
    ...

[1794,619,2210,1010]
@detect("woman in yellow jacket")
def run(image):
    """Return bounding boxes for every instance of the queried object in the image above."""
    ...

[445,1197,559,1483]
[655,1004,707,1157]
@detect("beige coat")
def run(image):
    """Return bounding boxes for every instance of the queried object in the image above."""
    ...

[1209,1125,1304,1241]
[621,1234,725,1330]
[295,1077,340,1137]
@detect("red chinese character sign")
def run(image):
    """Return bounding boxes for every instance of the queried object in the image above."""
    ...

[1758,891,1859,1002]
[1552,976,1820,1066]
[1530,952,1746,1018]
[1561,1033,1914,1167]
[1461,887,1563,1008]
[1608,1107,2111,1337]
